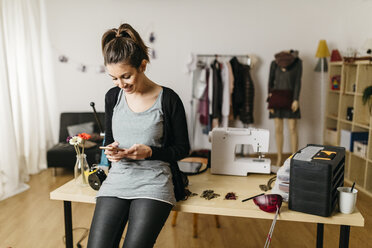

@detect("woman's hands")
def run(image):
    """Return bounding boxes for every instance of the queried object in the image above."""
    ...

[104,141,152,162]
[124,144,152,160]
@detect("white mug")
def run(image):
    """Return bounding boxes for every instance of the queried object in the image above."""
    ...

[337,187,358,214]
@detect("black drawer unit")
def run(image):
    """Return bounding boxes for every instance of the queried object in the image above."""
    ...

[289,144,345,217]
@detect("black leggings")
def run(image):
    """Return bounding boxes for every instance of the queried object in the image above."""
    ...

[87,197,173,248]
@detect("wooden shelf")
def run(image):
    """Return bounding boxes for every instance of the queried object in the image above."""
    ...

[351,152,367,161]
[326,115,338,121]
[324,61,372,198]
[345,91,355,95]
[354,122,370,129]
[344,91,363,96]
[324,116,369,128]
[330,61,343,66]
[328,90,340,94]
[355,60,372,65]
[339,119,353,125]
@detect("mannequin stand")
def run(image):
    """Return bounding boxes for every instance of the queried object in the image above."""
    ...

[274,118,298,166]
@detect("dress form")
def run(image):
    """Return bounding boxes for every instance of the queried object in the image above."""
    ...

[271,103,298,166]
[268,50,302,166]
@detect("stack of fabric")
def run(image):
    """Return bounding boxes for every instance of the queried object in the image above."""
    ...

[272,156,291,202]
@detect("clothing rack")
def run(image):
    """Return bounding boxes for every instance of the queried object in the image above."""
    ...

[190,53,254,152]
[196,54,251,66]
[196,54,250,57]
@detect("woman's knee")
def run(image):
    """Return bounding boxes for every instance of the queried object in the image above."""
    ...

[88,197,130,248]
[123,199,172,248]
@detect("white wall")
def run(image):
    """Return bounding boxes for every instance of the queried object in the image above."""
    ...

[44,0,372,153]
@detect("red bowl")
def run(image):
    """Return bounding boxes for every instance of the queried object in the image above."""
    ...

[253,194,283,213]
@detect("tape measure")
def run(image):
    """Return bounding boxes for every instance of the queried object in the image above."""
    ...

[88,168,107,191]
[313,150,337,160]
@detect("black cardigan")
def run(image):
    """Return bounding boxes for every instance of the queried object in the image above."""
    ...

[104,86,191,201]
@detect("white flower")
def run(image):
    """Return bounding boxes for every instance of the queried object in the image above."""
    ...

[69,136,82,145]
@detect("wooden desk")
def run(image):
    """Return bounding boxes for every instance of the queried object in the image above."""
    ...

[50,171,364,248]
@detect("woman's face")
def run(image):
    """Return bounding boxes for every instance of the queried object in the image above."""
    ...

[106,61,146,94]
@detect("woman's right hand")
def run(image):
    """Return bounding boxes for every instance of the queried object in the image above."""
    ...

[104,141,126,162]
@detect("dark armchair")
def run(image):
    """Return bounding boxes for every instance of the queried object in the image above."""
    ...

[47,112,105,175]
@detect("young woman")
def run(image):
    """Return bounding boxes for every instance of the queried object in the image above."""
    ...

[87,23,190,248]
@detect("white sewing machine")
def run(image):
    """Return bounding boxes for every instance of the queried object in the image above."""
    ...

[209,127,271,176]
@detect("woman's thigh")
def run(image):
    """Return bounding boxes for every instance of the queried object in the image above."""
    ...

[123,199,173,248]
[87,197,130,248]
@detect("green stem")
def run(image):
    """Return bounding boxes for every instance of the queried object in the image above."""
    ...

[74,145,80,156]
[73,145,78,155]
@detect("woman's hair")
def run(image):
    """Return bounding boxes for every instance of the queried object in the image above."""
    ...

[101,23,149,68]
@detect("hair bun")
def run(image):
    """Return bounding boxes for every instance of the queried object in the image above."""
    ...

[116,30,130,38]
[120,30,130,38]
[102,23,149,66]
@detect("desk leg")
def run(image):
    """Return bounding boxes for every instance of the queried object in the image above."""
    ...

[316,223,324,248]
[339,225,350,248]
[64,201,73,248]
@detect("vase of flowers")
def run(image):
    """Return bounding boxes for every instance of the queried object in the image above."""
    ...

[67,133,92,186]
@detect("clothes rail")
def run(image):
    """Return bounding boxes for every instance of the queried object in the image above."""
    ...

[196,54,251,66]
[196,54,250,57]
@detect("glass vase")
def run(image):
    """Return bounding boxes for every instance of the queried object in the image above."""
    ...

[74,154,90,186]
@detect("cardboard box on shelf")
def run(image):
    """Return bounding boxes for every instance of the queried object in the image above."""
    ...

[340,130,368,152]
[353,141,368,158]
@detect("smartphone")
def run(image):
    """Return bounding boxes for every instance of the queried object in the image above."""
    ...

[99,146,126,151]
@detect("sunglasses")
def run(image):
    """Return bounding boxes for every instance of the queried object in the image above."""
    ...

[244,194,283,248]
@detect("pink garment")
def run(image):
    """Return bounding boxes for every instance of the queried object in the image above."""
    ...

[198,68,209,125]
[226,61,235,121]
[227,62,234,99]
[221,62,230,127]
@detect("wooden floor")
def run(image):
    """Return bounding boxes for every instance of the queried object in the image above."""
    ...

[0,167,371,248]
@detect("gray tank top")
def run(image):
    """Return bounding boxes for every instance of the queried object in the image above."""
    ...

[96,88,176,205]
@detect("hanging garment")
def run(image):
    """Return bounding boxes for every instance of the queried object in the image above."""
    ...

[268,51,302,119]
[221,61,233,127]
[191,65,211,151]
[210,59,223,127]
[230,57,245,119]
[198,68,209,126]
[230,57,255,124]
[241,64,255,124]
[192,67,207,100]
[211,59,223,120]
[226,61,235,122]
[208,64,213,116]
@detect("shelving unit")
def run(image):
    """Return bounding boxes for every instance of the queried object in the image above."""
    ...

[324,60,372,197]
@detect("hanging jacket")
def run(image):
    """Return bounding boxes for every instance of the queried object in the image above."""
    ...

[210,59,223,122]
[230,57,255,124]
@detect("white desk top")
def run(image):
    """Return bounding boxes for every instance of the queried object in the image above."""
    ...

[50,170,364,227]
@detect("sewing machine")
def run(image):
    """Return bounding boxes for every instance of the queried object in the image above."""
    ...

[209,127,271,176]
